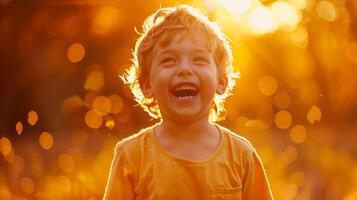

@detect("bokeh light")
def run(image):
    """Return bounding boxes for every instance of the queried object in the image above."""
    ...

[0,137,12,156]
[15,121,23,135]
[20,177,35,194]
[290,125,307,144]
[27,110,38,126]
[316,0,337,22]
[92,96,111,116]
[91,6,119,34]
[108,94,123,114]
[273,90,291,109]
[85,110,103,129]
[307,105,322,124]
[259,75,278,96]
[248,6,278,34]
[39,131,54,150]
[274,110,293,129]
[217,0,253,20]
[272,0,301,27]
[67,43,85,63]
[84,70,105,91]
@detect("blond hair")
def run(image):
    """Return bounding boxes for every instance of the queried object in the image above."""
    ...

[122,4,238,122]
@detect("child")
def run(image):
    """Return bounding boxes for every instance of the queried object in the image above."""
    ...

[104,5,273,200]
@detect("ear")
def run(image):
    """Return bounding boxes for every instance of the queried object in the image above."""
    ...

[141,79,154,98]
[216,75,228,95]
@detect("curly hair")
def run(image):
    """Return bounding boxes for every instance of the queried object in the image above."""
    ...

[122,4,238,122]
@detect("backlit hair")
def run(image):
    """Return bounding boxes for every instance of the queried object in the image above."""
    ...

[122,4,238,122]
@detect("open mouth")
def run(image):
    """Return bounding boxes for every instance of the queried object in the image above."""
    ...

[171,83,199,99]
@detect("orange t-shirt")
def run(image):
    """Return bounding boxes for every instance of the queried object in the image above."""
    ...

[104,124,274,200]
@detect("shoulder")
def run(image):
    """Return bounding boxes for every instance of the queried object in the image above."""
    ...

[216,124,256,155]
[114,124,156,154]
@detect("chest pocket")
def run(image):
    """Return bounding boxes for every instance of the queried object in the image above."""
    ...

[211,186,242,200]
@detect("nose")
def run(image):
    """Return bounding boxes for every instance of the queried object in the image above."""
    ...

[176,59,193,76]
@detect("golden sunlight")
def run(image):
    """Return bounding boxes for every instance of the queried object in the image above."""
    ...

[216,0,253,20]
[248,6,278,34]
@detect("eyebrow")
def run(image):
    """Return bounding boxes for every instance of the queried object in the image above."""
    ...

[156,48,210,57]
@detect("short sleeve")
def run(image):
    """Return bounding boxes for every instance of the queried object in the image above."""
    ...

[242,149,274,200]
[103,144,135,200]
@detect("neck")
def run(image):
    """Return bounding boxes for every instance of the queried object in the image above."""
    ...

[157,114,216,141]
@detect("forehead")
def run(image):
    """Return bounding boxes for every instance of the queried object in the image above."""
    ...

[153,29,211,57]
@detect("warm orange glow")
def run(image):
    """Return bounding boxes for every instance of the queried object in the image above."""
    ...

[105,119,115,130]
[67,43,85,63]
[92,96,111,116]
[31,161,43,178]
[109,94,123,114]
[248,6,278,34]
[16,121,23,135]
[289,25,309,48]
[288,0,308,10]
[279,184,298,200]
[91,6,119,34]
[2,2,357,199]
[84,92,98,109]
[84,110,103,129]
[272,1,301,27]
[27,110,39,126]
[0,185,11,200]
[56,175,72,193]
[60,96,84,117]
[58,153,75,173]
[273,90,291,109]
[290,171,305,185]
[290,125,307,144]
[20,177,35,194]
[346,41,357,64]
[216,0,253,20]
[257,147,273,164]
[307,105,321,124]
[282,145,298,163]
[274,110,293,129]
[84,70,104,91]
[316,0,337,22]
[9,155,25,176]
[39,131,54,150]
[3,148,15,163]
[235,116,249,129]
[0,137,12,156]
[259,75,278,96]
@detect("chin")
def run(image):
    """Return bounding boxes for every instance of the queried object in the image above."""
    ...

[171,110,208,123]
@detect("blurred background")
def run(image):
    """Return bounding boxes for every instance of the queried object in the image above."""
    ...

[1,0,357,199]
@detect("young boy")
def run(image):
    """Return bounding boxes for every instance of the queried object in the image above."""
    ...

[104,5,273,200]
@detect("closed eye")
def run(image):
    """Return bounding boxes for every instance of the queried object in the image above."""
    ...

[193,56,209,64]
[160,57,176,65]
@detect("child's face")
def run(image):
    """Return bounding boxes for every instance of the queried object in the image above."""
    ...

[142,30,227,123]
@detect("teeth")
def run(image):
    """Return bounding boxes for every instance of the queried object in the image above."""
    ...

[175,85,197,92]
[178,95,194,99]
